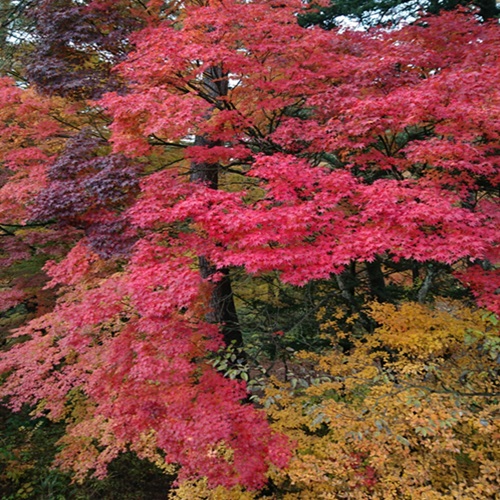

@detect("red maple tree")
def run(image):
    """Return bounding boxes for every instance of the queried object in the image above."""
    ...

[1,0,499,489]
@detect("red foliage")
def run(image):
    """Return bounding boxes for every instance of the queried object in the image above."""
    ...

[1,0,499,490]
[104,3,499,295]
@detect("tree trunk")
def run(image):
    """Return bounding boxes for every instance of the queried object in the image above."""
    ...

[366,259,388,302]
[335,265,357,311]
[190,67,243,347]
[417,264,437,303]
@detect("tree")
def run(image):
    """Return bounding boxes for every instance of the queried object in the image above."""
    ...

[262,302,500,499]
[0,0,499,493]
[167,302,500,499]
[104,1,499,309]
[0,0,34,78]
[299,0,499,29]
[0,78,76,337]
[24,0,148,98]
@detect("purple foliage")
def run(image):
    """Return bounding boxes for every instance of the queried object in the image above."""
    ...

[48,131,105,181]
[26,0,143,98]
[32,181,90,221]
[83,156,141,205]
[31,129,141,257]
[86,216,137,258]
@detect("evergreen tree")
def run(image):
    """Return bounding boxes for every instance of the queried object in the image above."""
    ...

[300,0,499,28]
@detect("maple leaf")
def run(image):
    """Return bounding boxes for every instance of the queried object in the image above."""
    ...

[1,2,499,493]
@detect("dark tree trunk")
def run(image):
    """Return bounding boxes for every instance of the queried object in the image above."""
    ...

[366,259,388,302]
[197,256,242,346]
[417,264,437,303]
[335,265,357,311]
[190,67,243,348]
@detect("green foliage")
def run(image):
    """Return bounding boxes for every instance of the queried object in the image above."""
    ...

[236,275,331,356]
[0,0,34,78]
[300,0,498,29]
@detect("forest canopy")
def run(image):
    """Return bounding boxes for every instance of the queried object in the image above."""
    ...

[0,0,499,498]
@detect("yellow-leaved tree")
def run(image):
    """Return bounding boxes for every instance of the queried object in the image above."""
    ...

[265,302,500,499]
[171,301,500,499]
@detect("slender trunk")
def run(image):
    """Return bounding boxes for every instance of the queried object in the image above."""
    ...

[417,264,437,303]
[335,263,377,333]
[198,257,242,346]
[335,263,369,328]
[366,259,388,302]
[336,265,357,311]
[190,67,243,347]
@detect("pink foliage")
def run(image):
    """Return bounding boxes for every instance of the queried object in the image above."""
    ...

[1,1,499,491]
[0,287,25,312]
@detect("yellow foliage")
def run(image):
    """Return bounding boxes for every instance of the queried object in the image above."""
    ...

[170,478,258,500]
[267,301,500,499]
[172,301,499,499]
